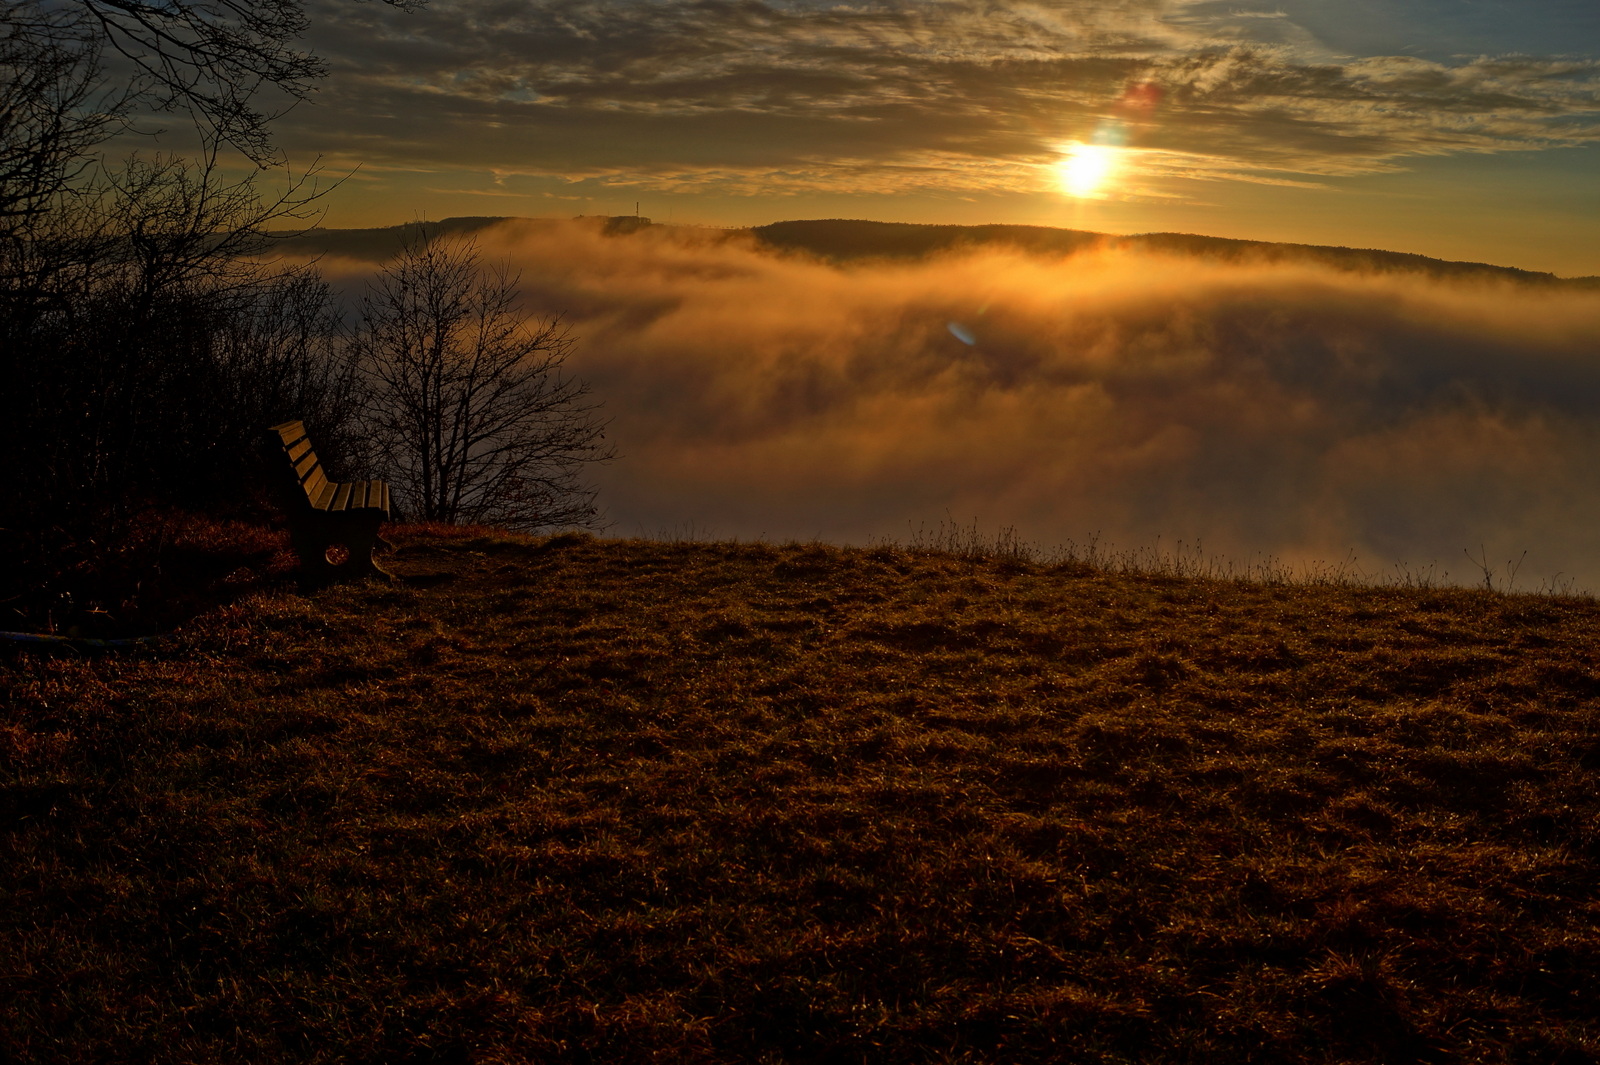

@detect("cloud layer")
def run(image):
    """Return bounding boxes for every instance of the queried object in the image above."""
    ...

[289,0,1600,200]
[320,219,1600,589]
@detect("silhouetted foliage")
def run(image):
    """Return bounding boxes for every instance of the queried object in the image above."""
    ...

[0,3,119,242]
[0,153,360,630]
[3,0,420,178]
[0,0,421,631]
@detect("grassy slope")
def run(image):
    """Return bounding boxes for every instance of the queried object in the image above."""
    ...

[4,529,1599,1063]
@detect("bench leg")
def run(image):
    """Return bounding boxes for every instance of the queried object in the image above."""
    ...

[289,515,395,586]
[287,522,334,585]
[340,521,395,583]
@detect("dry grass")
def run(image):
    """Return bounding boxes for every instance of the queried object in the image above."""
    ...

[0,510,299,639]
[3,526,1599,1062]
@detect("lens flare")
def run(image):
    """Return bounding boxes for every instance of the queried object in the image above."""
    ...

[1055,81,1161,201]
[1058,143,1119,199]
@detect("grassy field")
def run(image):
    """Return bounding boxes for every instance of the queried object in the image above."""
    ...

[4,526,1599,1063]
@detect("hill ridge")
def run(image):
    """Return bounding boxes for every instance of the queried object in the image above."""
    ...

[271,215,1599,286]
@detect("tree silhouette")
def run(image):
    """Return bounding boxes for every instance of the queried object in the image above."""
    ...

[353,236,612,531]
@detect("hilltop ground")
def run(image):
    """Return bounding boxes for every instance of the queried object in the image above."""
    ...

[3,528,1599,1062]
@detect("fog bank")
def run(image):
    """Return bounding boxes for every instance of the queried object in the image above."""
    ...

[327,219,1600,589]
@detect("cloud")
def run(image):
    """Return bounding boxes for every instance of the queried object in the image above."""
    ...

[317,219,1600,588]
[284,0,1600,199]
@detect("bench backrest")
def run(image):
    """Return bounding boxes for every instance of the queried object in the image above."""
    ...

[268,419,335,510]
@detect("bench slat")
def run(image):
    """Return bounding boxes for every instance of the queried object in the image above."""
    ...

[271,420,307,447]
[330,482,353,511]
[287,438,314,465]
[304,465,329,499]
[294,450,320,482]
[312,481,336,510]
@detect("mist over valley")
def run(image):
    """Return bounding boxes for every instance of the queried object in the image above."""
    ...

[286,216,1600,590]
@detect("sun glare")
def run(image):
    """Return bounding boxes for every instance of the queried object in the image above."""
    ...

[1057,143,1119,199]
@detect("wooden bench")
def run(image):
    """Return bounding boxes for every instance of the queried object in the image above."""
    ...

[267,420,394,583]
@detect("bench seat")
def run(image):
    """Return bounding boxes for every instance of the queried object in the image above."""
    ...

[306,479,389,514]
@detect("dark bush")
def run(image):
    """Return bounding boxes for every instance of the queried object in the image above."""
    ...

[0,155,361,632]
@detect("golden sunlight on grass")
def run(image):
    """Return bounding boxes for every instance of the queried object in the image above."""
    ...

[3,528,1599,1061]
[1057,143,1121,199]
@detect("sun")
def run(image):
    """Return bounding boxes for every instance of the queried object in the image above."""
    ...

[1057,143,1120,199]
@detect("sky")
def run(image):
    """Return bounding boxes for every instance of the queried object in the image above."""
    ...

[267,0,1600,275]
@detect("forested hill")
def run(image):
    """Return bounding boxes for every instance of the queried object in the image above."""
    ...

[750,218,1600,287]
[272,215,1600,288]
[269,216,513,262]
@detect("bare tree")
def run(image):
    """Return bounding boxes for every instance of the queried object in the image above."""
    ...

[1,149,355,507]
[0,0,420,262]
[0,147,360,627]
[353,236,612,531]
[0,0,412,629]
[5,0,420,164]
[0,4,119,239]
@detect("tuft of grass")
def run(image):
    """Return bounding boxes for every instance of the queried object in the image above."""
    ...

[3,530,1599,1062]
[384,520,542,544]
[888,518,1586,597]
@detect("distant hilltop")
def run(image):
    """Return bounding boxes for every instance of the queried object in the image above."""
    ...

[751,219,1600,288]
[272,215,1599,287]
